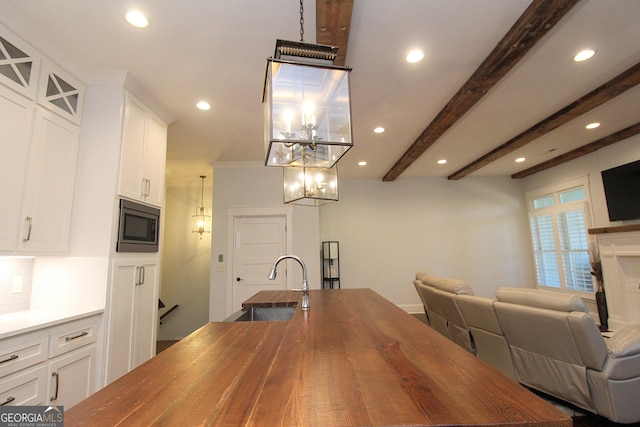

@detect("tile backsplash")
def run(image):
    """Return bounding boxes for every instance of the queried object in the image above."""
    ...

[0,257,35,315]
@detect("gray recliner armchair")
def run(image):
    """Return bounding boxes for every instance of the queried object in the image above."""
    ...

[494,287,640,424]
[413,272,431,326]
[456,294,516,379]
[420,275,476,354]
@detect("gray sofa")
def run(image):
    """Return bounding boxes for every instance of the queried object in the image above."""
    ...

[412,275,640,424]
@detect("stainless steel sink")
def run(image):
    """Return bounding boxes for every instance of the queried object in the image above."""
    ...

[224,306,296,322]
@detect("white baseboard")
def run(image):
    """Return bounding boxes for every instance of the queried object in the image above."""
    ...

[398,303,424,314]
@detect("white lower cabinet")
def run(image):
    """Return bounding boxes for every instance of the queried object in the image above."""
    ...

[0,315,99,409]
[47,345,96,408]
[106,257,159,385]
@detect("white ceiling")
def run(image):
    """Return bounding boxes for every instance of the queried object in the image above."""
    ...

[3,0,640,186]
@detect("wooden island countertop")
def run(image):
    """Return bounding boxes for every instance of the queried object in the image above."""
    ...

[66,289,571,426]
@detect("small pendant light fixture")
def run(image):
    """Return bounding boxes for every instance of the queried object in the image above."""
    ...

[283,163,338,206]
[262,0,353,169]
[192,175,211,239]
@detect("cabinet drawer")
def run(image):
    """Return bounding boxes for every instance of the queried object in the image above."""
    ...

[49,317,98,358]
[0,331,48,378]
[0,364,46,406]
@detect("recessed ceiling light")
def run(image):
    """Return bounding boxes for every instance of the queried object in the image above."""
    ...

[196,101,211,111]
[373,127,385,134]
[574,49,595,62]
[358,161,367,166]
[586,122,600,130]
[406,49,424,63]
[437,159,447,165]
[515,157,526,163]
[125,10,149,28]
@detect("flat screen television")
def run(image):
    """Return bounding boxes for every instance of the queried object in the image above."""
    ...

[601,159,640,221]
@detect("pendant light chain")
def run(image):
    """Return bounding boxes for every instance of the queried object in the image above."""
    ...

[299,0,305,42]
[199,175,205,209]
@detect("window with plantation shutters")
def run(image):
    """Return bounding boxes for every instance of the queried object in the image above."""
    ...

[526,178,595,295]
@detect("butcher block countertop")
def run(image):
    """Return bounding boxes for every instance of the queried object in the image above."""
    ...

[66,289,571,426]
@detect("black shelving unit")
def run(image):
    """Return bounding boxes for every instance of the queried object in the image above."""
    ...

[322,241,340,289]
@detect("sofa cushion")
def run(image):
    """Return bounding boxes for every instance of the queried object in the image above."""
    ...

[432,277,474,295]
[496,287,587,313]
[415,271,428,281]
[419,274,440,288]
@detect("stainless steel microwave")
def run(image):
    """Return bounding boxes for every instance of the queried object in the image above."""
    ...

[116,199,160,253]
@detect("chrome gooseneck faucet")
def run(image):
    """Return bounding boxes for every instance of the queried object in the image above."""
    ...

[268,254,309,311]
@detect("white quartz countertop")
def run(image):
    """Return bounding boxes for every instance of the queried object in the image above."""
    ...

[0,308,104,339]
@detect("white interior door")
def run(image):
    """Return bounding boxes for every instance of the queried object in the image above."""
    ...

[232,215,287,311]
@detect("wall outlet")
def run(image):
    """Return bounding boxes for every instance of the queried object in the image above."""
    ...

[12,276,23,294]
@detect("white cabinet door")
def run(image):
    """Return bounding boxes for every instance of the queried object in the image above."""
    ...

[106,258,159,385]
[118,93,167,207]
[132,261,159,368]
[0,87,33,251]
[19,108,79,253]
[106,261,136,384]
[141,114,167,207]
[118,94,147,202]
[47,345,96,408]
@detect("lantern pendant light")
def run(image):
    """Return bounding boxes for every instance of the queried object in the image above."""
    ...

[262,1,353,169]
[192,175,211,238]
[283,163,338,206]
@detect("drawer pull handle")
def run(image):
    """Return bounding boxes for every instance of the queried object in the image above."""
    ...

[51,372,59,401]
[0,354,18,364]
[1,396,15,406]
[65,331,88,342]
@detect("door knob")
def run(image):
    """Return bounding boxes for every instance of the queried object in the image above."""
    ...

[236,277,242,281]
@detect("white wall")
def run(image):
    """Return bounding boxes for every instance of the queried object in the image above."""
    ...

[319,176,534,311]
[209,163,320,321]
[158,182,212,340]
[522,134,640,228]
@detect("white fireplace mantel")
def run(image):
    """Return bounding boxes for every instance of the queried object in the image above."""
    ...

[592,228,640,331]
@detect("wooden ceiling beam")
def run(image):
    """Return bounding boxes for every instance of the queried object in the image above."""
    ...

[316,0,353,66]
[382,0,580,182]
[449,61,640,179]
[511,122,640,179]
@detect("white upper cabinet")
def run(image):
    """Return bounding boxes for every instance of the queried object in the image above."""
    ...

[0,24,81,254]
[118,92,167,207]
[0,24,83,124]
[0,87,33,251]
[37,60,84,125]
[0,25,41,99]
[0,87,80,254]
[18,108,79,253]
